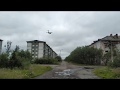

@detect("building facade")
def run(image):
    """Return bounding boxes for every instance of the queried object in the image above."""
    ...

[88,34,120,65]
[89,34,120,54]
[27,40,57,59]
[0,39,3,55]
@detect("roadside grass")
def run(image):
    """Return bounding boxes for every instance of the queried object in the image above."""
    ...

[67,61,101,67]
[94,67,120,79]
[0,64,52,79]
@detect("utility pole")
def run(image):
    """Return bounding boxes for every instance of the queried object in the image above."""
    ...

[59,49,63,56]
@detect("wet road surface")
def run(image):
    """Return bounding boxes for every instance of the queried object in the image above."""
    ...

[34,61,101,79]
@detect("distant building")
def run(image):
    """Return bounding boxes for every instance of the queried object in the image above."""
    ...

[89,34,120,54]
[0,39,3,55]
[26,40,57,59]
[88,34,120,65]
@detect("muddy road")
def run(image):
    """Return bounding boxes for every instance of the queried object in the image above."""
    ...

[34,61,101,79]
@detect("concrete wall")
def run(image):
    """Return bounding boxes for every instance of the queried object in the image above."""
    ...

[27,43,32,53]
[116,43,120,51]
[44,44,48,58]
[89,41,109,54]
[0,41,2,54]
[53,51,57,58]
[38,43,43,58]
[27,41,57,59]
[90,41,102,49]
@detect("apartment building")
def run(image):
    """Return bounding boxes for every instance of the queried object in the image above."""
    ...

[27,40,57,59]
[89,34,120,54]
[0,39,3,55]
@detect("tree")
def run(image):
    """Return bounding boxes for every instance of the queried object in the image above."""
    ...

[65,46,103,65]
[55,56,62,62]
[4,41,12,55]
[0,44,32,69]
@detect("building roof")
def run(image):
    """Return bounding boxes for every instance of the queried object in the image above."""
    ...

[89,34,120,46]
[0,39,3,41]
[27,40,58,55]
[26,40,45,43]
[101,36,120,41]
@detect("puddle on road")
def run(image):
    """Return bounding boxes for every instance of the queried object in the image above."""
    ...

[55,69,73,76]
[53,68,92,79]
[53,68,82,79]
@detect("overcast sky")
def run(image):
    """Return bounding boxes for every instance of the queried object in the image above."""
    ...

[0,11,120,59]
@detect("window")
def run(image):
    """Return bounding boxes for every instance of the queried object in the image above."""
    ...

[104,44,108,48]
[105,51,108,52]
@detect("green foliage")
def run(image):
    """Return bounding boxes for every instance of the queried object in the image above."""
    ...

[55,56,62,62]
[94,67,116,79]
[65,46,103,65]
[0,64,52,79]
[102,51,111,65]
[33,58,58,64]
[106,48,120,68]
[0,53,9,68]
[0,45,32,69]
[108,56,120,68]
[94,67,120,79]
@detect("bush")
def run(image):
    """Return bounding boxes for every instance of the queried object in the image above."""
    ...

[0,46,32,69]
[65,46,103,65]
[55,56,62,62]
[107,48,120,68]
[33,58,58,64]
[108,57,120,68]
[0,53,9,68]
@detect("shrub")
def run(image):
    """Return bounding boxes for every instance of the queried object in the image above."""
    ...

[65,46,103,65]
[0,53,9,68]
[33,58,58,64]
[108,57,120,68]
[107,48,120,68]
[0,46,32,69]
[55,56,62,62]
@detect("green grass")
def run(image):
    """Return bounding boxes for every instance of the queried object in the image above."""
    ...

[0,64,52,79]
[94,67,120,79]
[67,61,101,67]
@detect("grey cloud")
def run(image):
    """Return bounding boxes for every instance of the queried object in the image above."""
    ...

[1,11,120,59]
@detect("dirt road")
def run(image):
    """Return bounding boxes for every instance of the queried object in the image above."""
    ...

[34,61,101,79]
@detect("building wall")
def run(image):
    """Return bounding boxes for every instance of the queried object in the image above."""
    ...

[27,43,32,53]
[90,41,102,49]
[0,41,2,54]
[38,43,43,58]
[116,43,120,51]
[32,43,39,58]
[89,41,109,54]
[90,40,120,55]
[27,41,57,59]
[44,44,49,58]
[53,51,57,58]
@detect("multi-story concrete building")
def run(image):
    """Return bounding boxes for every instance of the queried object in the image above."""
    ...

[89,34,120,65]
[27,40,57,59]
[0,39,3,55]
[89,34,120,54]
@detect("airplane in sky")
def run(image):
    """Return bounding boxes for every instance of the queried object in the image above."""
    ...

[47,30,52,34]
